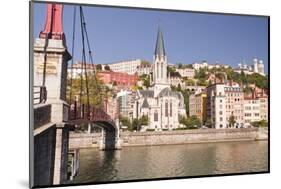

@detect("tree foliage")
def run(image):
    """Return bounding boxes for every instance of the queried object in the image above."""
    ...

[251,120,268,127]
[139,74,150,88]
[194,68,207,80]
[228,114,236,128]
[67,73,108,107]
[179,115,201,129]
[96,64,102,71]
[104,65,111,71]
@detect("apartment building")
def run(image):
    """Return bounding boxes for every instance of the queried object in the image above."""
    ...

[206,82,244,129]
[176,68,195,79]
[244,90,268,127]
[102,59,142,74]
[189,92,207,123]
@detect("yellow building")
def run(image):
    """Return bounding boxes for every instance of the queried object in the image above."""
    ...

[189,92,207,123]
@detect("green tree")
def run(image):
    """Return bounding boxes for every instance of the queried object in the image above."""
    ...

[139,115,149,126]
[194,68,207,79]
[66,73,106,107]
[185,79,195,86]
[228,114,236,128]
[96,64,102,71]
[167,66,176,74]
[139,74,150,88]
[141,60,150,66]
[120,116,132,130]
[181,89,190,116]
[251,120,268,127]
[177,83,182,91]
[178,63,183,69]
[205,118,213,128]
[197,78,208,86]
[104,65,111,71]
[179,115,201,129]
[132,118,139,131]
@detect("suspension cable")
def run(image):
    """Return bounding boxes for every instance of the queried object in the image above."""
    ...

[79,6,90,113]
[69,6,77,105]
[80,7,103,102]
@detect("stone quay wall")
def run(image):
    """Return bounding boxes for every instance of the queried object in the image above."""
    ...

[69,128,267,149]
[69,133,102,149]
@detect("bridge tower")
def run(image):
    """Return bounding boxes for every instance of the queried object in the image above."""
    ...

[33,4,71,185]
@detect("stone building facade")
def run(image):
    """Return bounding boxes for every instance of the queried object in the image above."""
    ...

[189,92,207,123]
[206,82,244,129]
[102,59,142,74]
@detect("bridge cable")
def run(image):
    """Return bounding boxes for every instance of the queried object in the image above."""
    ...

[80,7,103,103]
[79,6,90,117]
[68,6,77,105]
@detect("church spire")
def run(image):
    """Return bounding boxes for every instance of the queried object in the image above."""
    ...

[154,26,166,57]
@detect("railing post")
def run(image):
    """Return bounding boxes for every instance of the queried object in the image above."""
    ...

[74,101,77,119]
[81,104,84,119]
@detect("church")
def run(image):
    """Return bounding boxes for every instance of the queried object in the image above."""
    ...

[133,27,186,131]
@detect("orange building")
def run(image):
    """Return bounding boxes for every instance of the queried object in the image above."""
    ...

[97,71,138,87]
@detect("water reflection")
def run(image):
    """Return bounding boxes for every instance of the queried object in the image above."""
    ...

[71,141,268,184]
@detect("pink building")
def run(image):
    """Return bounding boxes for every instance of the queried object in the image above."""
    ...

[97,71,138,87]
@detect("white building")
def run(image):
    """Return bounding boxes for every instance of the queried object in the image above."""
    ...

[67,61,95,79]
[136,64,152,76]
[235,58,265,76]
[133,27,186,131]
[176,68,195,78]
[206,82,244,129]
[244,90,268,127]
[192,61,229,71]
[117,90,134,120]
[102,59,142,74]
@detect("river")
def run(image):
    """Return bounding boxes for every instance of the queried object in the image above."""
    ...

[70,140,268,184]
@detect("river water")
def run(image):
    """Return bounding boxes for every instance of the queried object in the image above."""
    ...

[71,141,268,184]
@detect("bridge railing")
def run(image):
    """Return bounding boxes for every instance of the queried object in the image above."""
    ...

[33,85,47,105]
[68,102,114,123]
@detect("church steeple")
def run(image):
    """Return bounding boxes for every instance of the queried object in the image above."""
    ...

[154,26,166,57]
[152,26,168,90]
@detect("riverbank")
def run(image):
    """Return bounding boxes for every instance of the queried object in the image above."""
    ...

[69,127,268,149]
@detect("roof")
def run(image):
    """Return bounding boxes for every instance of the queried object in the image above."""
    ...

[154,27,166,57]
[141,98,149,108]
[158,87,183,99]
[139,90,154,98]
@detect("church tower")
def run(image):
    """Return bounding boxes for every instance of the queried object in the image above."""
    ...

[151,27,169,94]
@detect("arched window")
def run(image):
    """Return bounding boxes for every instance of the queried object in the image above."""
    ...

[170,101,172,116]
[165,100,168,117]
[154,110,158,121]
[157,63,159,79]
[161,63,163,78]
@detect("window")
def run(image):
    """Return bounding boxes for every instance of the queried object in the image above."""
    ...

[255,113,260,117]
[154,111,158,121]
[161,63,163,78]
[219,111,223,115]
[170,101,172,116]
[165,101,168,117]
[220,117,223,121]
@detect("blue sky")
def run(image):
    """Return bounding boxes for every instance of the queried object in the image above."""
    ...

[33,2,268,73]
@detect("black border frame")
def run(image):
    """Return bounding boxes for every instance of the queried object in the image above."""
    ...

[29,0,270,188]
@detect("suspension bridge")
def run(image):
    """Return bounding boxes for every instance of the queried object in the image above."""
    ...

[32,3,121,187]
